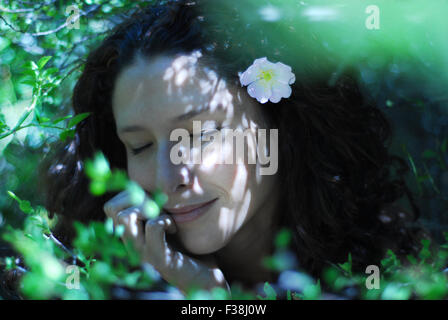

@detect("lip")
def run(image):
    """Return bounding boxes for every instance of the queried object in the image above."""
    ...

[164,198,218,223]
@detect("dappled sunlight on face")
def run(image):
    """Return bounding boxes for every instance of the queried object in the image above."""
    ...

[112,52,278,256]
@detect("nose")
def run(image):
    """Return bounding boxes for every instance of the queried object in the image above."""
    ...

[154,141,193,194]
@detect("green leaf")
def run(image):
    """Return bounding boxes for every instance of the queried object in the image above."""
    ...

[419,238,432,262]
[67,112,91,128]
[23,61,38,71]
[20,78,38,87]
[422,149,437,159]
[52,115,73,125]
[114,225,125,237]
[21,69,37,79]
[4,257,16,270]
[406,254,418,265]
[43,67,59,77]
[381,283,411,300]
[0,121,9,134]
[41,83,57,92]
[126,181,145,206]
[381,249,401,273]
[19,200,34,215]
[257,282,277,300]
[143,199,160,219]
[441,139,448,153]
[59,129,75,142]
[7,191,34,214]
[85,152,111,180]
[34,106,43,124]
[153,190,168,208]
[303,279,321,300]
[7,190,21,202]
[90,261,116,283]
[274,228,292,249]
[210,287,230,300]
[89,180,106,196]
[107,170,128,191]
[338,253,352,276]
[105,218,114,234]
[37,56,52,70]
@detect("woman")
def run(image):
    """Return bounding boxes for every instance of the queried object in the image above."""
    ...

[41,0,426,296]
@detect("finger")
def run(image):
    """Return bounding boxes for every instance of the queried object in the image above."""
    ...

[104,190,157,221]
[144,214,176,265]
[105,194,148,223]
[116,207,145,250]
[103,191,132,219]
[162,214,177,234]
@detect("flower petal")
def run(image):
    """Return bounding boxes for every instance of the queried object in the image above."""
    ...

[269,83,292,103]
[247,80,271,104]
[252,57,268,66]
[274,62,295,85]
[240,57,295,104]
[239,64,261,86]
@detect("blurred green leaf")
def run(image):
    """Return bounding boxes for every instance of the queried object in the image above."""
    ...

[338,253,353,277]
[143,199,160,219]
[126,181,145,206]
[422,149,437,159]
[37,56,52,70]
[274,228,292,249]
[67,112,91,129]
[59,129,75,142]
[256,282,277,300]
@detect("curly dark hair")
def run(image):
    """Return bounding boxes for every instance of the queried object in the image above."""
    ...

[40,0,427,281]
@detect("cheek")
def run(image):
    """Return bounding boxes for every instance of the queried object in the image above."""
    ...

[180,163,254,253]
[197,160,255,233]
[127,157,156,191]
[197,130,259,209]
[196,162,240,202]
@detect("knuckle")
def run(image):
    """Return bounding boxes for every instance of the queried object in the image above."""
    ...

[116,216,125,225]
[103,202,112,214]
[116,212,129,224]
[145,219,162,233]
[103,191,128,214]
[144,219,155,231]
[116,206,141,224]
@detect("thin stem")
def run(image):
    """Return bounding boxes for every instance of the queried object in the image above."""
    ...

[45,232,77,265]
[0,98,36,140]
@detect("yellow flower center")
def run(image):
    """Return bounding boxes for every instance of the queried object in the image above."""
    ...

[259,69,274,82]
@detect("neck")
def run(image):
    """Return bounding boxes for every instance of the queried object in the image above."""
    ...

[213,190,280,288]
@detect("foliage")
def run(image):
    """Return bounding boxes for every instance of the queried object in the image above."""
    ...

[1,152,448,299]
[0,0,447,300]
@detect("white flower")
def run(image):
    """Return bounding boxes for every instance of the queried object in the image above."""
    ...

[239,57,295,104]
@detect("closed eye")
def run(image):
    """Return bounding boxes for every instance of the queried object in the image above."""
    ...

[131,143,153,155]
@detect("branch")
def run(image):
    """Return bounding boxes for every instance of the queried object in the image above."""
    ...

[0,14,21,32]
[0,4,102,37]
[0,7,35,13]
[44,232,78,265]
[0,0,57,14]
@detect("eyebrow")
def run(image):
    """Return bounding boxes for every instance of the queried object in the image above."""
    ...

[119,107,217,134]
[173,108,210,121]
[118,125,146,134]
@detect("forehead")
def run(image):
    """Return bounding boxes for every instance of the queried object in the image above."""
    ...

[112,53,239,130]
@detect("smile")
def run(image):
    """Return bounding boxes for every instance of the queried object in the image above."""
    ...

[164,198,218,223]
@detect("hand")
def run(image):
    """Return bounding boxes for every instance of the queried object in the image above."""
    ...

[103,190,230,295]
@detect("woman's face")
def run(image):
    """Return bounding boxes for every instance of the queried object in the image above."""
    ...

[112,53,278,255]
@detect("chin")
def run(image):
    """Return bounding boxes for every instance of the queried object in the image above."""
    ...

[180,235,227,255]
